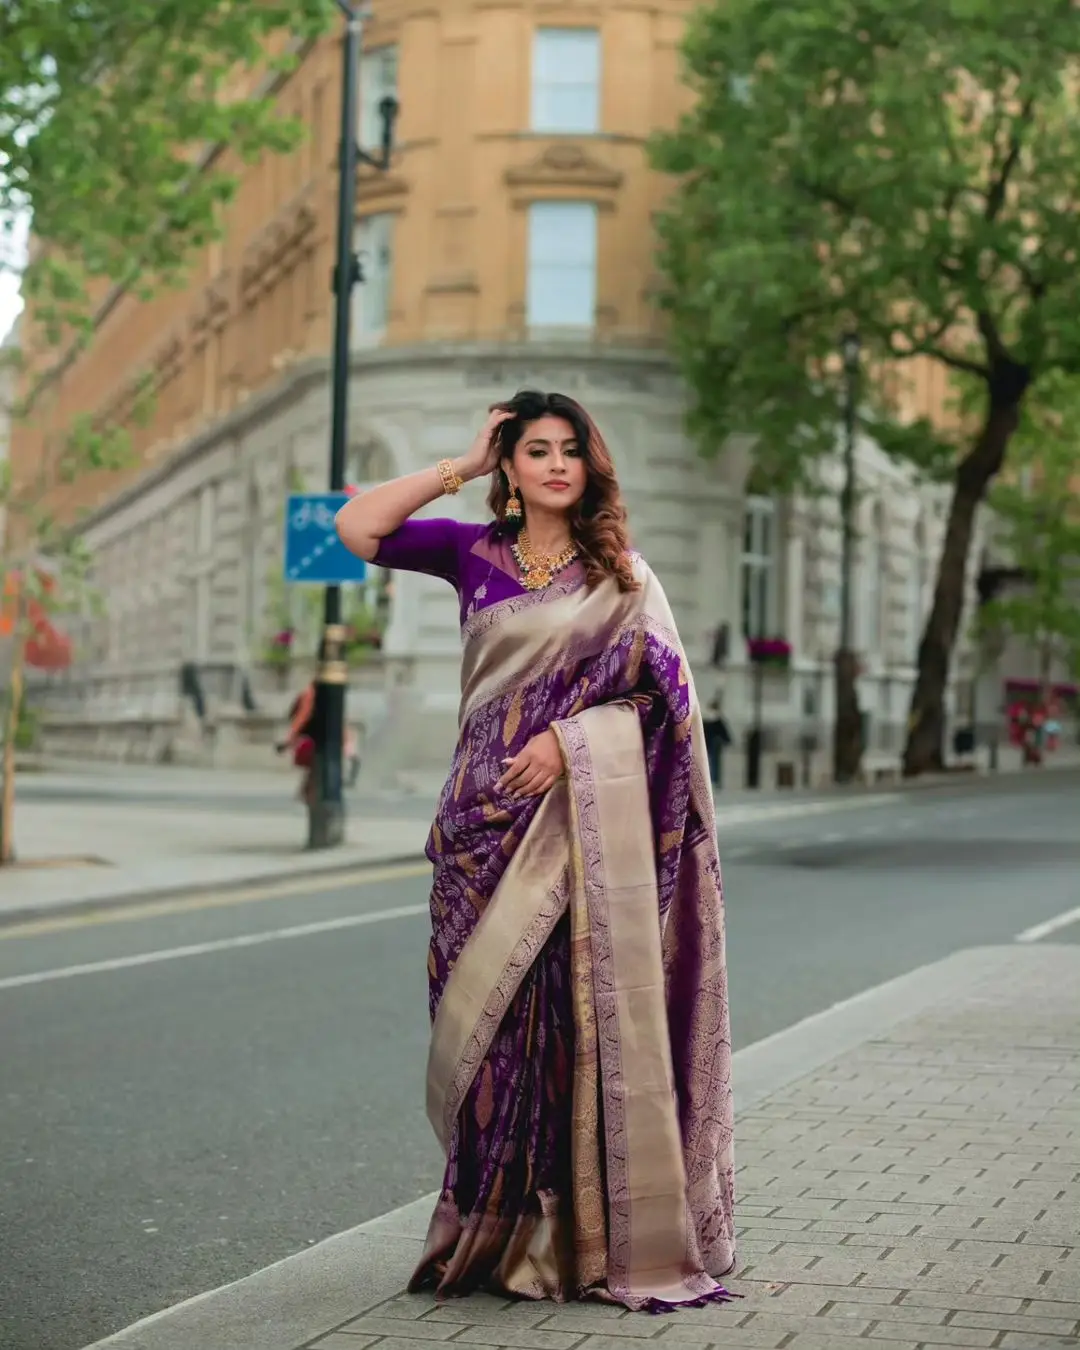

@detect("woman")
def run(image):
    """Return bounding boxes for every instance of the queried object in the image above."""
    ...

[277,683,359,801]
[336,391,735,1311]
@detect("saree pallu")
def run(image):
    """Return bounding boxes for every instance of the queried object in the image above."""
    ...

[411,560,736,1310]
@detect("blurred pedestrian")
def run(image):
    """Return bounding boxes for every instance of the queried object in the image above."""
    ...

[277,682,358,802]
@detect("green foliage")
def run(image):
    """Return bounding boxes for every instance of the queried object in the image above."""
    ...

[2,0,335,348]
[978,374,1080,678]
[651,0,1080,489]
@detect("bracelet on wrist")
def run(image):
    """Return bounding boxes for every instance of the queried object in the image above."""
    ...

[437,458,465,496]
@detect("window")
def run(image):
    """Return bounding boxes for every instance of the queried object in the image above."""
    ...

[526,202,597,328]
[353,213,394,338]
[531,28,601,134]
[741,496,775,638]
[863,506,886,653]
[908,522,926,661]
[359,46,398,151]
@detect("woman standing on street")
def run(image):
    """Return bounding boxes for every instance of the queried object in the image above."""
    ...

[335,391,735,1311]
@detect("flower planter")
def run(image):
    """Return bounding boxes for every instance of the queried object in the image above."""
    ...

[747,637,792,670]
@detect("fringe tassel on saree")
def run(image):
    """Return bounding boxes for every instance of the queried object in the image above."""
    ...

[409,561,736,1310]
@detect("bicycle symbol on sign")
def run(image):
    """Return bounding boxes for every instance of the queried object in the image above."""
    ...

[290,501,338,533]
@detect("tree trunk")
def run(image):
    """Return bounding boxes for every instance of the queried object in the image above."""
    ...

[833,648,862,782]
[903,395,1023,777]
[1,614,26,865]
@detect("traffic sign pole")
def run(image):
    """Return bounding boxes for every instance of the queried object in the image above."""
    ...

[308,4,397,850]
[308,6,363,851]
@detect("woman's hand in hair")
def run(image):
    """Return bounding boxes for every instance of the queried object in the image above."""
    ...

[497,728,564,799]
[459,407,516,482]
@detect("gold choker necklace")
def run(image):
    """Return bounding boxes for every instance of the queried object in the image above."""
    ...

[511,531,579,590]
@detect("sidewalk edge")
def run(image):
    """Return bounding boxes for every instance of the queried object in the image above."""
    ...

[79,944,1020,1350]
[0,852,430,932]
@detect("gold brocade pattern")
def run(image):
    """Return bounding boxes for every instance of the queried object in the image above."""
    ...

[568,814,609,1292]
[625,628,645,689]
[566,676,590,719]
[503,687,524,747]
[453,746,472,801]
[659,827,685,854]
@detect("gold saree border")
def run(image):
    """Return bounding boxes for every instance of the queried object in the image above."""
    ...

[555,705,722,1308]
[425,781,571,1153]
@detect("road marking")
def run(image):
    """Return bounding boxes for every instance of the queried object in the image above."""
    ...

[714,793,901,828]
[0,903,431,992]
[1014,905,1080,944]
[0,861,433,941]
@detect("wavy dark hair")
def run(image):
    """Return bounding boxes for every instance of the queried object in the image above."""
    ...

[485,389,638,593]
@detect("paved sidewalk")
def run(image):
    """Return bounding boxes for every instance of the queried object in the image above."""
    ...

[85,943,1080,1350]
[1,794,432,925]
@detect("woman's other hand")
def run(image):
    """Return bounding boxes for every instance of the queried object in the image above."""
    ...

[457,407,516,482]
[497,729,564,798]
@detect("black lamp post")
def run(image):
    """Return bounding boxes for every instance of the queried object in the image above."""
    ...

[309,1,399,850]
[833,329,862,784]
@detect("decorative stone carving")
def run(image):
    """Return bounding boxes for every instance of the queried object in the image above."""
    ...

[505,143,623,206]
[191,273,233,354]
[239,189,319,305]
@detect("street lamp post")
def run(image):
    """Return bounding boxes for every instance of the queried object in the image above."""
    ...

[309,1,399,850]
[833,330,862,784]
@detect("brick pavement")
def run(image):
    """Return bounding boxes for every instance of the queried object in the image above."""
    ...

[300,947,1080,1350]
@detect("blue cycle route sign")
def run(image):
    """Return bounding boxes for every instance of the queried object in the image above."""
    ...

[283,492,367,585]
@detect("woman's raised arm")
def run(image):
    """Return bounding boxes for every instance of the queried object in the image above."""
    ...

[335,408,514,561]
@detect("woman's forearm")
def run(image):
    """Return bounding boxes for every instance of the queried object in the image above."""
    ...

[335,456,472,562]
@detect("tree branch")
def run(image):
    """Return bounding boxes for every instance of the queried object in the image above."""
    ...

[985,94,1035,223]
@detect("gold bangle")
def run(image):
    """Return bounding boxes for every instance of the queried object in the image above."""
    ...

[437,458,464,496]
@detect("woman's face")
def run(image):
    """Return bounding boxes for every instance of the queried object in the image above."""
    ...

[506,415,588,516]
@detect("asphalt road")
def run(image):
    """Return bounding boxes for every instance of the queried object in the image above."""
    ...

[2,772,1078,1350]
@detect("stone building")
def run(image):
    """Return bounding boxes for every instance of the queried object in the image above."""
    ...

[10,2,982,785]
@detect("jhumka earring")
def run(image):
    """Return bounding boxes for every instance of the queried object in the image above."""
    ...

[504,486,523,525]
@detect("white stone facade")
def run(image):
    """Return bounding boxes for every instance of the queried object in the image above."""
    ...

[28,343,985,785]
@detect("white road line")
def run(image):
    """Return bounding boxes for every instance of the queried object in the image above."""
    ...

[714,793,901,828]
[0,904,429,992]
[1014,905,1080,944]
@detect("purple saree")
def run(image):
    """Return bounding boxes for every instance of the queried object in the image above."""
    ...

[373,519,736,1309]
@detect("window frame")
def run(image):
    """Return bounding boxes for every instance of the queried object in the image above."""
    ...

[525,200,598,330]
[530,27,602,135]
[352,212,394,341]
[740,495,776,639]
[358,46,399,151]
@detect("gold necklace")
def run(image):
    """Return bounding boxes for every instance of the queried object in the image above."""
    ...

[512,531,579,591]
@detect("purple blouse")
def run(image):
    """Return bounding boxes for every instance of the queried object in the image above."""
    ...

[374,518,584,627]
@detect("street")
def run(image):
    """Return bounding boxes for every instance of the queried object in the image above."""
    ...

[2,771,1079,1350]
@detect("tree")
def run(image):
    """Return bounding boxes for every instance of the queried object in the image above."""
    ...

[2,0,333,341]
[977,376,1080,701]
[651,0,1080,775]
[0,0,336,861]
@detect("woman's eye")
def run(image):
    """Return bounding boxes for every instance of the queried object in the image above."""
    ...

[528,448,547,458]
[565,446,582,458]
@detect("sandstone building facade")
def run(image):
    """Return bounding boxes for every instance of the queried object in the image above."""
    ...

[10,1,983,784]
